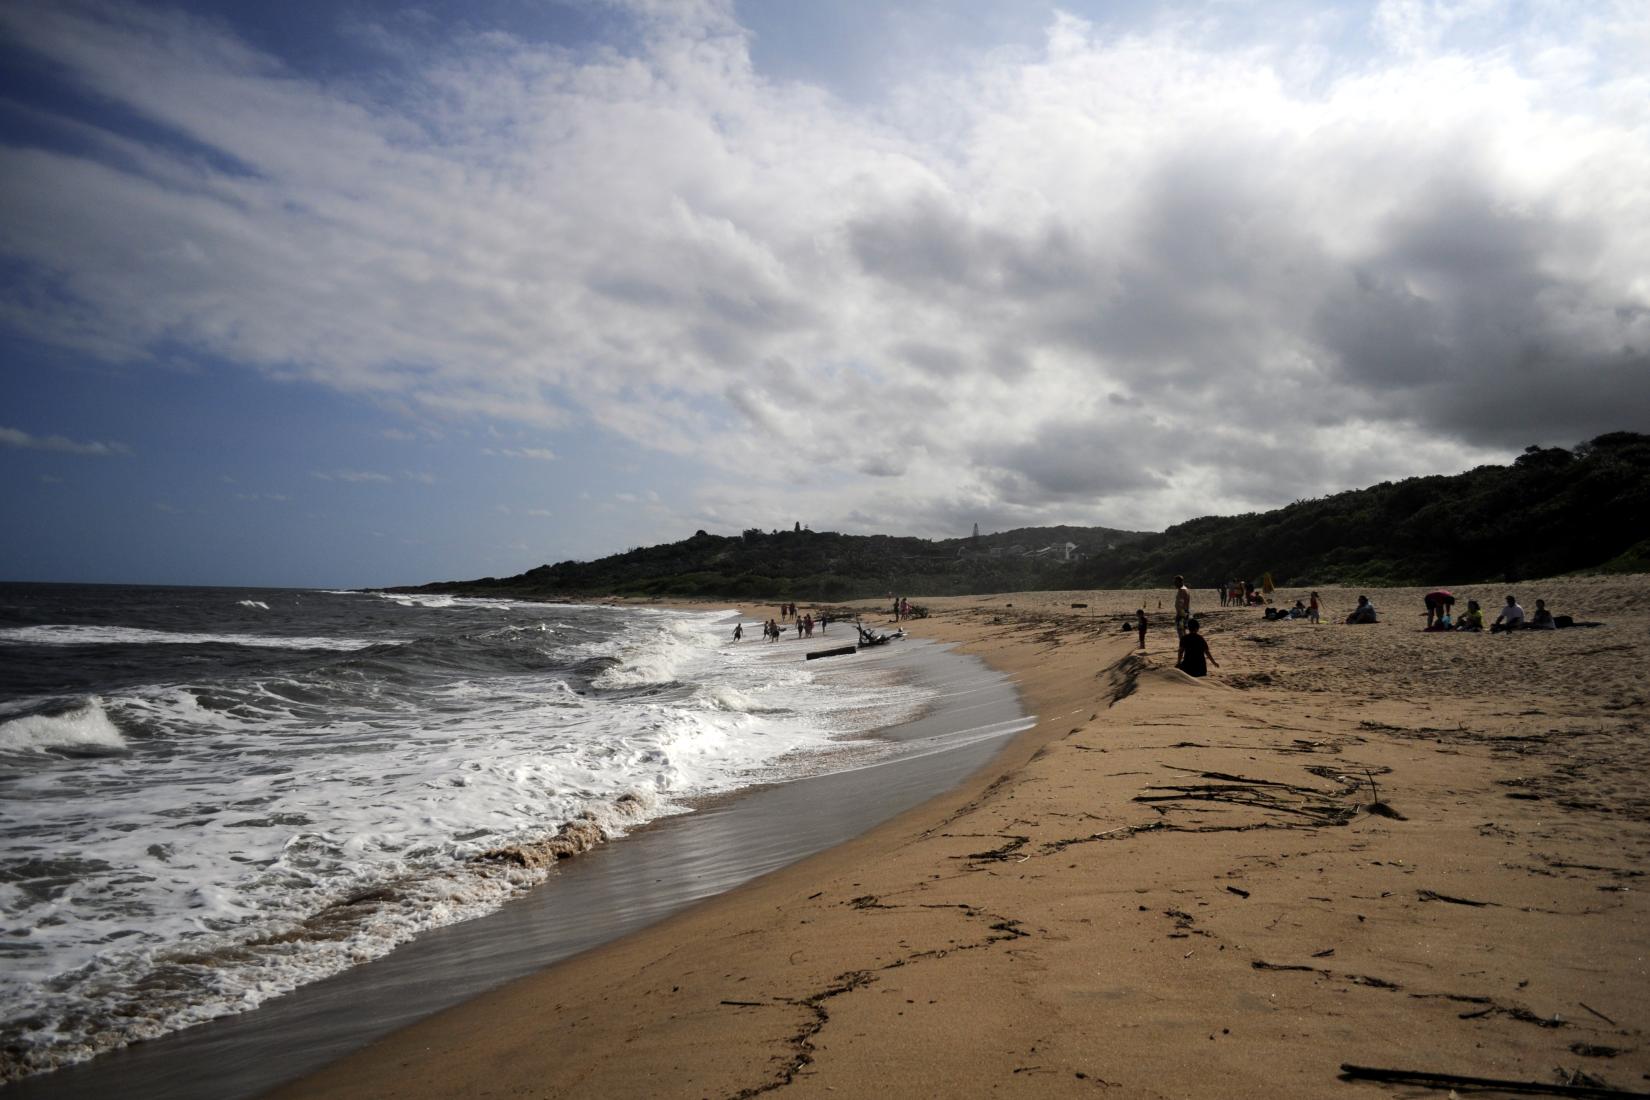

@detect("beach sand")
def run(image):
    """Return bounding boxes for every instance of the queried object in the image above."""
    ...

[275,577,1650,1099]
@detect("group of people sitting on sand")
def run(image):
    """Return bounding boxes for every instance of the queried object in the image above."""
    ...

[1233,587,1571,632]
[1264,595,1321,622]
[1419,591,1562,632]
[1156,572,1597,683]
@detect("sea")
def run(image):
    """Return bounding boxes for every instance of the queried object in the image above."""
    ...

[0,584,1028,1090]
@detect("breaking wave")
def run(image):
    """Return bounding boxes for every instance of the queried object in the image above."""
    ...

[0,625,382,651]
[0,698,127,755]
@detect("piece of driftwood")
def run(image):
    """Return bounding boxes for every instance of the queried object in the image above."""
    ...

[1579,1002,1619,1026]
[1338,1063,1649,1097]
[805,645,856,661]
[1417,888,1497,907]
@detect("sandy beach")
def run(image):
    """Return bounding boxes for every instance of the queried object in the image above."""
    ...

[275,577,1650,1099]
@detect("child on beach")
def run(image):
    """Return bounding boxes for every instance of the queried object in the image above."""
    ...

[1456,601,1484,631]
[1176,618,1218,677]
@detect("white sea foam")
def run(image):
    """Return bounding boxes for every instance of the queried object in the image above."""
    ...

[590,617,717,688]
[360,591,517,611]
[0,699,127,754]
[237,600,270,610]
[0,625,383,650]
[321,590,517,610]
[0,605,939,1081]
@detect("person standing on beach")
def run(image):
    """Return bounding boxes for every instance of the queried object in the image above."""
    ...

[1135,609,1148,649]
[1308,591,1321,624]
[1424,589,1455,628]
[1176,618,1218,676]
[1173,576,1191,639]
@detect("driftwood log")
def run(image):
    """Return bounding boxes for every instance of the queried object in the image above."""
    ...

[1338,1063,1649,1098]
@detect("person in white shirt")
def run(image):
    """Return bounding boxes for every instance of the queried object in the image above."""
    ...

[1491,595,1525,633]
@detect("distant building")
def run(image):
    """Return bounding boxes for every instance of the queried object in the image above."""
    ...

[1028,542,1081,562]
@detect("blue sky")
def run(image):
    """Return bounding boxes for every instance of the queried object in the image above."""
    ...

[3,0,1647,588]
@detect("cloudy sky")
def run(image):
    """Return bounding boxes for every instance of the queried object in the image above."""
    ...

[2,0,1646,587]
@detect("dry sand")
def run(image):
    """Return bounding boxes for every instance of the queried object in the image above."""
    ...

[274,577,1650,1099]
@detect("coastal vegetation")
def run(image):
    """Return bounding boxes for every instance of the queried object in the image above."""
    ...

[401,432,1650,599]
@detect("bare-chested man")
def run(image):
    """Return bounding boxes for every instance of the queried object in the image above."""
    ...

[1173,575,1191,639]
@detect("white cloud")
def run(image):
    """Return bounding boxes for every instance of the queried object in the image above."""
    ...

[2,0,1647,537]
[1,425,132,456]
[483,447,558,461]
[311,469,393,483]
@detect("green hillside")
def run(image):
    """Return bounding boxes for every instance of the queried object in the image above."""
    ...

[1074,432,1650,589]
[401,523,1147,601]
[396,432,1650,599]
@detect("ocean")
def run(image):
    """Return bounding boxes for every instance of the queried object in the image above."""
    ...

[0,584,1027,1089]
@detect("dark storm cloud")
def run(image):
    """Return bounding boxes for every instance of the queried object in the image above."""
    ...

[1313,185,1650,447]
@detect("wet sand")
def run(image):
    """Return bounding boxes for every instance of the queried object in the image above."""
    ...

[273,576,1650,1099]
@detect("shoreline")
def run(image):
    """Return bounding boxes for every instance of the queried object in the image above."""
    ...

[274,578,1650,1098]
[9,613,1028,1100]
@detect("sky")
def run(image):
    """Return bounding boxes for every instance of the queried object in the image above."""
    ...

[2,0,1647,588]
